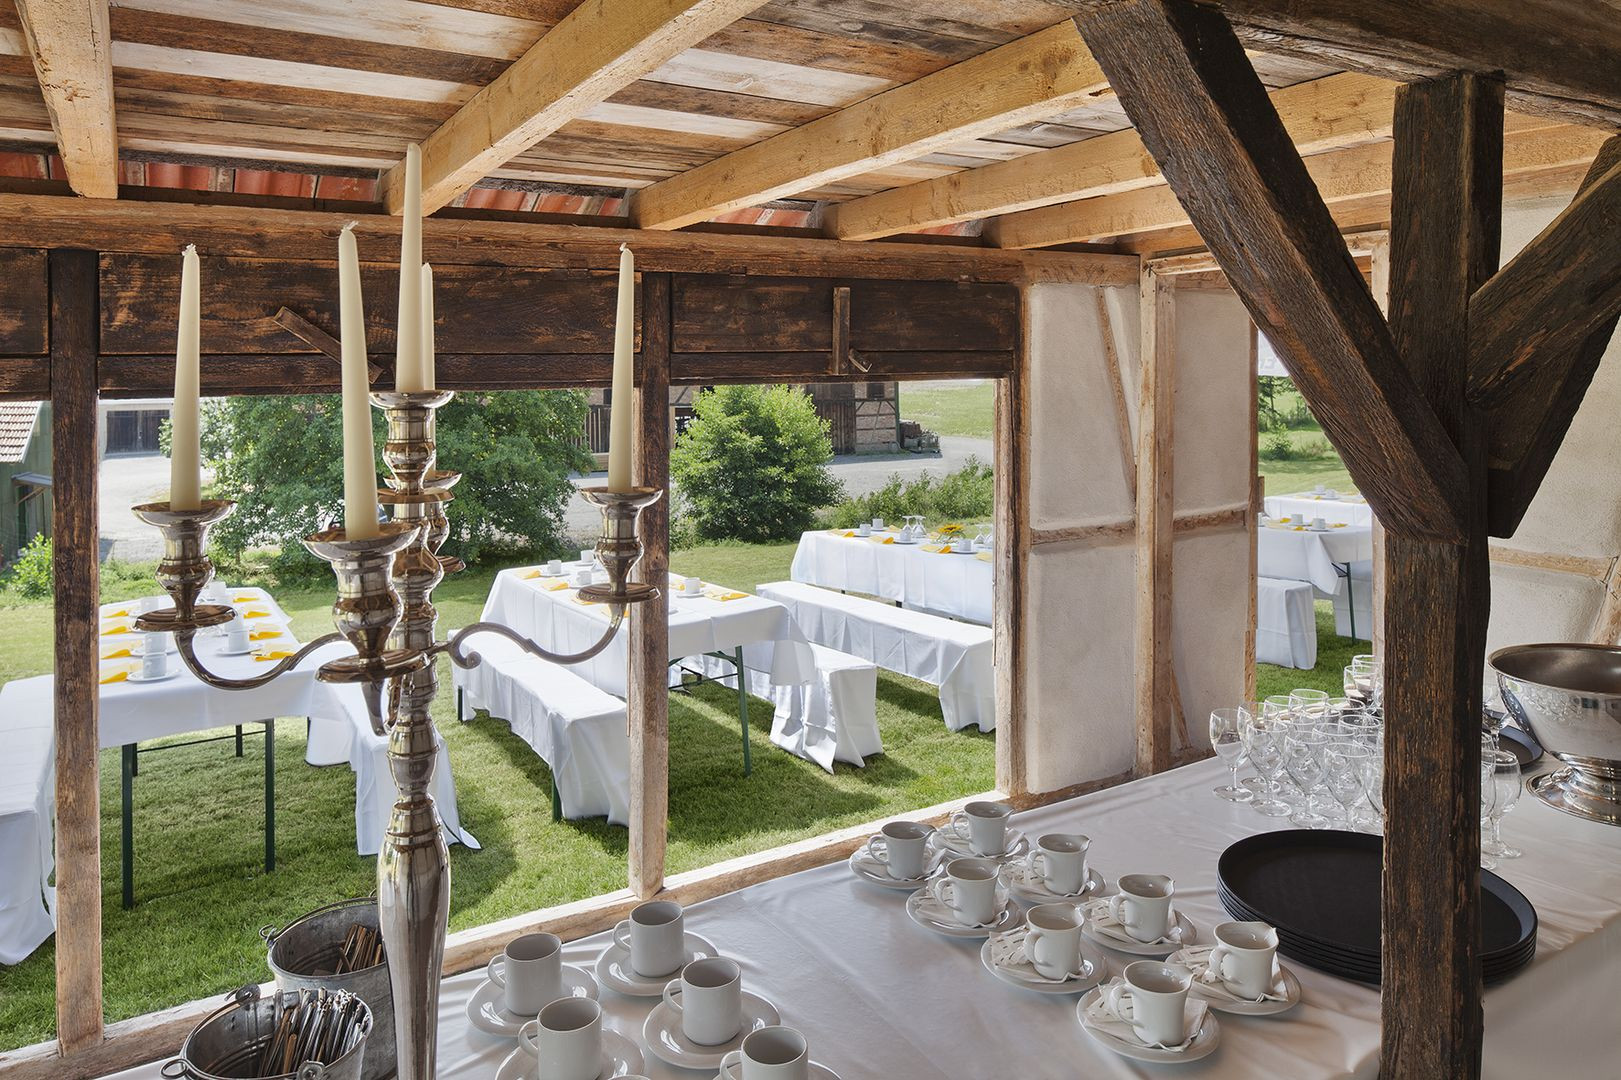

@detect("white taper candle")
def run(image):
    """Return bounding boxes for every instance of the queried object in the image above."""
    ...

[607,243,635,491]
[339,223,381,539]
[169,244,202,511]
[394,144,425,392]
[420,262,436,392]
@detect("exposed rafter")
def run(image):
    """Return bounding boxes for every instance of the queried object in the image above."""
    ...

[12,0,117,199]
[630,20,1112,231]
[380,0,770,216]
[826,71,1398,241]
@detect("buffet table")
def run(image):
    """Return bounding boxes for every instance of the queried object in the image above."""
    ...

[1262,491,1374,528]
[790,528,994,625]
[105,756,1621,1079]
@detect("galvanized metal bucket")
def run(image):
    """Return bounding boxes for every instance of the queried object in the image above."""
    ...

[160,985,371,1080]
[262,898,395,1080]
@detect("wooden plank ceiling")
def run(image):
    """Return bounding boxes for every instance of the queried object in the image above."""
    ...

[0,0,1607,256]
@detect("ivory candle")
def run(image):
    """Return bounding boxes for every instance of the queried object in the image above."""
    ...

[394,143,426,392]
[420,262,436,392]
[169,244,202,511]
[339,223,381,539]
[606,243,634,492]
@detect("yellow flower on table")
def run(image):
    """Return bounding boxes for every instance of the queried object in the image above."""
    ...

[937,524,964,535]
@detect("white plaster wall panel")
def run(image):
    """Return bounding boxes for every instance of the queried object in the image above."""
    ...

[1103,284,1141,449]
[1487,567,1605,655]
[1172,290,1253,512]
[1171,530,1249,751]
[1027,283,1136,527]
[1025,542,1138,790]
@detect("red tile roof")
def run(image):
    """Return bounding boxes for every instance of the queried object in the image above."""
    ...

[0,402,42,464]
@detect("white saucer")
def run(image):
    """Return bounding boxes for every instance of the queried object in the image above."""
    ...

[847,844,942,891]
[643,991,781,1070]
[467,964,600,1037]
[1077,987,1220,1063]
[905,888,1021,939]
[1171,949,1301,1016]
[126,669,180,683]
[214,645,258,657]
[717,1065,842,1080]
[998,862,1105,904]
[979,935,1107,995]
[932,827,1029,862]
[594,933,719,998]
[494,1029,644,1080]
[1080,904,1198,957]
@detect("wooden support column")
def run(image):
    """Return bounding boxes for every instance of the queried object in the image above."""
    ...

[1381,73,1502,1079]
[629,273,671,900]
[1368,234,1390,658]
[993,293,1031,798]
[1245,323,1259,703]
[1135,266,1174,775]
[50,248,103,1054]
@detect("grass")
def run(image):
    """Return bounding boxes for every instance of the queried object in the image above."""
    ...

[1258,387,1355,496]
[1255,601,1364,703]
[0,545,993,1051]
[896,379,994,441]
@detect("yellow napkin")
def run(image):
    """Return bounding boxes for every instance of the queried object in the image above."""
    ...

[1292,526,1306,531]
[921,544,949,553]
[249,629,282,641]
[102,624,129,636]
[239,608,271,619]
[104,608,130,618]
[829,529,856,538]
[99,669,130,685]
[101,647,133,660]
[255,650,295,662]
[232,595,258,603]
[1332,522,1348,528]
[702,587,748,602]
[975,550,993,563]
[573,594,601,607]
[520,569,543,579]
[873,536,895,545]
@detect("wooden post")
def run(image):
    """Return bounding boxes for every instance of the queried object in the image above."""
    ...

[50,248,103,1055]
[1245,322,1259,703]
[993,289,1030,798]
[628,272,672,900]
[1134,265,1174,775]
[1367,234,1390,658]
[1381,72,1502,1079]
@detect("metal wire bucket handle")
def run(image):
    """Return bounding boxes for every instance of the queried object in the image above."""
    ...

[260,895,380,947]
[161,988,263,1078]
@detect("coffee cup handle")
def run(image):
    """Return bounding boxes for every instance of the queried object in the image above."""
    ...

[1103,982,1132,1023]
[1024,924,1048,966]
[718,1050,744,1080]
[931,878,958,913]
[864,836,890,865]
[485,954,506,989]
[611,919,632,954]
[947,810,968,838]
[1207,945,1232,982]
[1108,895,1134,928]
[1027,851,1048,879]
[518,1019,540,1056]
[661,980,685,1015]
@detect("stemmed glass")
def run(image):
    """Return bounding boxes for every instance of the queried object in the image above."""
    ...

[1357,730,1385,833]
[1480,751,1501,870]
[1240,715,1293,817]
[1321,724,1370,830]
[1483,749,1523,861]
[1282,724,1330,828]
[1210,707,1253,802]
[1345,655,1382,711]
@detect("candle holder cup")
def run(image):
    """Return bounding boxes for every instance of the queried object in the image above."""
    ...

[577,486,663,607]
[131,499,239,632]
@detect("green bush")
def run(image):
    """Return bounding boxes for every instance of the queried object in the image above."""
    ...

[200,391,593,578]
[670,385,843,543]
[1260,430,1297,461]
[825,458,995,529]
[6,534,52,598]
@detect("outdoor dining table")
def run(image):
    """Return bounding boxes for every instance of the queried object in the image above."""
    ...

[105,754,1621,1079]
[1257,521,1376,638]
[790,528,994,625]
[1263,490,1375,528]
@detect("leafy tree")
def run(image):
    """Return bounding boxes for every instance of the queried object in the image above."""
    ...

[826,458,994,529]
[670,385,843,543]
[199,391,592,577]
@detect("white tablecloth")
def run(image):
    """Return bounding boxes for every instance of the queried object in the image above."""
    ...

[478,566,815,698]
[1263,492,1375,528]
[0,705,54,964]
[791,529,994,625]
[1256,523,1375,595]
[106,756,1621,1079]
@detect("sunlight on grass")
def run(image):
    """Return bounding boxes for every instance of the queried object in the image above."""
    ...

[896,379,994,441]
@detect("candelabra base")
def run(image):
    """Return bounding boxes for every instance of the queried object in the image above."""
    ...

[134,604,235,633]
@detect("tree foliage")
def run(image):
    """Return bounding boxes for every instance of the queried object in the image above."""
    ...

[200,391,592,577]
[670,385,843,543]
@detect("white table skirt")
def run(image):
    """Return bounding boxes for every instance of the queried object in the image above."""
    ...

[1257,523,1375,595]
[1256,577,1316,669]
[105,756,1621,1079]
[478,566,815,698]
[0,708,54,964]
[790,529,994,625]
[1263,492,1375,528]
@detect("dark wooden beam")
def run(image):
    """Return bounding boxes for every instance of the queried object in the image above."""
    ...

[1381,72,1501,1080]
[49,248,103,1056]
[1069,0,1470,543]
[1469,138,1621,536]
[272,306,384,383]
[1194,0,1621,131]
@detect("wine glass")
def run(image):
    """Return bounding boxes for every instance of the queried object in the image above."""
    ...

[1240,715,1293,817]
[1357,730,1385,833]
[1483,749,1523,860]
[1282,725,1330,828]
[1321,724,1370,830]
[1210,707,1253,803]
[1480,753,1500,870]
[1290,688,1330,726]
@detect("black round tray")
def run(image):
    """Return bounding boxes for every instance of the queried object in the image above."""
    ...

[1217,830,1537,986]
[1498,724,1544,768]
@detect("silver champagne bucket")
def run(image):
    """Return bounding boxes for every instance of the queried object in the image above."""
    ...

[1491,642,1621,825]
[263,898,395,1080]
[161,986,371,1080]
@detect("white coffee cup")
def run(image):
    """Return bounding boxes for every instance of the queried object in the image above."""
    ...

[1312,516,1327,530]
[683,576,703,596]
[662,956,743,1046]
[1026,833,1089,895]
[141,645,166,679]
[948,800,1011,856]
[953,537,973,553]
[719,1025,809,1080]
[862,820,933,880]
[612,900,686,978]
[1108,874,1175,942]
[1207,921,1279,1000]
[545,558,563,576]
[519,997,601,1080]
[1103,961,1193,1047]
[856,523,871,537]
[574,567,594,588]
[487,932,563,1016]
[1024,903,1087,980]
[226,621,251,652]
[929,857,1000,926]
[579,548,595,567]
[871,517,884,530]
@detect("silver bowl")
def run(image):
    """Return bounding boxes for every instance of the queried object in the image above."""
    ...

[1490,643,1621,825]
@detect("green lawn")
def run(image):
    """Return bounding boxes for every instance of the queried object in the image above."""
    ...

[0,544,992,1051]
[896,379,994,441]
[1255,601,1364,703]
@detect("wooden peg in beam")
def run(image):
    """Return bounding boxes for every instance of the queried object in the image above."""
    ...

[831,286,851,377]
[273,306,385,384]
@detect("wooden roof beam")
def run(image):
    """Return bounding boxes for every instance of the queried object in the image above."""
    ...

[13,0,117,199]
[380,0,770,216]
[630,20,1112,232]
[826,70,1399,241]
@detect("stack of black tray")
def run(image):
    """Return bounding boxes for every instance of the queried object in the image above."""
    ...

[1217,830,1537,986]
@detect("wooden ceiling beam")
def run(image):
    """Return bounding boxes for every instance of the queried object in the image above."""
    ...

[630,20,1112,231]
[380,0,770,215]
[988,121,1609,249]
[12,0,117,198]
[826,70,1398,240]
[1069,0,1469,543]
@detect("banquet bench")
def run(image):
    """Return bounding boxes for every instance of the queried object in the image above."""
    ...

[757,580,994,732]
[0,708,54,965]
[697,643,883,772]
[451,635,631,824]
[1256,576,1317,669]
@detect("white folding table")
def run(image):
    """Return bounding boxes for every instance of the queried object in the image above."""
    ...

[790,529,994,625]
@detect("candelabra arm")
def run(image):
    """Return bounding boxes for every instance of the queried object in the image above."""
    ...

[444,613,627,671]
[172,631,350,692]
